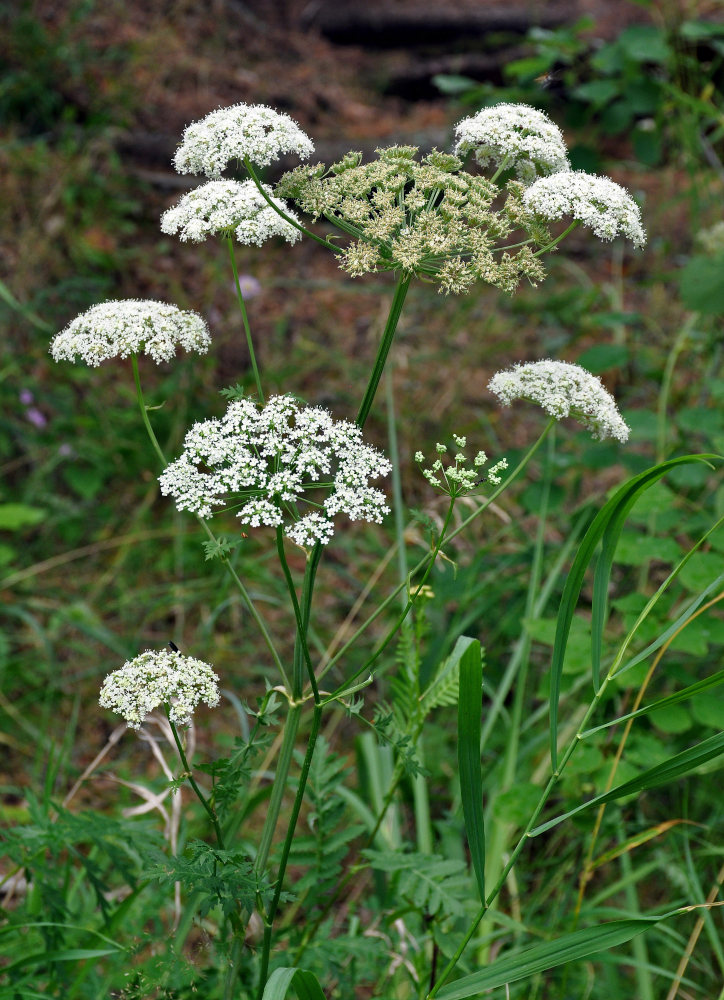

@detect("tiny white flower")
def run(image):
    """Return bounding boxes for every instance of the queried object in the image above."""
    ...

[414,451,424,463]
[99,649,220,729]
[160,179,301,245]
[160,395,391,545]
[523,172,646,248]
[488,360,630,442]
[454,103,570,184]
[174,103,314,177]
[50,300,211,367]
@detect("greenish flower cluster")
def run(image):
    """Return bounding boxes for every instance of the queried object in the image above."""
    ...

[275,146,550,295]
[415,436,508,497]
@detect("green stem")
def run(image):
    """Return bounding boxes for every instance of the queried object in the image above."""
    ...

[254,703,303,877]
[480,427,554,944]
[257,703,323,998]
[253,545,322,875]
[256,546,324,997]
[226,235,264,403]
[166,710,224,846]
[244,158,342,253]
[131,353,288,689]
[385,364,408,608]
[533,221,579,257]
[275,528,319,703]
[322,496,456,702]
[356,273,412,428]
[131,353,166,468]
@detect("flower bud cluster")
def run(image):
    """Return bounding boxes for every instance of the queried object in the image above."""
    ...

[415,435,508,497]
[276,146,547,294]
[159,395,391,546]
[99,649,220,729]
[50,300,211,367]
[160,179,301,246]
[488,360,630,442]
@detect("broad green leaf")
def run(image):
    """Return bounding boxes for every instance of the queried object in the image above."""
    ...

[457,637,485,904]
[576,343,629,373]
[532,731,724,837]
[0,503,46,531]
[263,967,327,1000]
[615,571,724,681]
[680,255,724,313]
[679,551,724,592]
[550,455,718,769]
[436,916,664,997]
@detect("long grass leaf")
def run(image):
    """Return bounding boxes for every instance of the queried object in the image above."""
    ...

[549,454,718,769]
[436,915,666,997]
[457,637,485,904]
[532,731,724,836]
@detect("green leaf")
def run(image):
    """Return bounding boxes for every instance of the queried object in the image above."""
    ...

[263,967,327,1000]
[581,667,724,738]
[457,637,485,904]
[576,343,629,373]
[572,79,620,106]
[0,503,45,531]
[549,455,718,769]
[680,255,724,314]
[614,532,681,566]
[532,731,724,836]
[63,464,104,500]
[679,551,724,592]
[436,916,665,997]
[680,19,724,40]
[618,25,670,62]
[432,74,477,95]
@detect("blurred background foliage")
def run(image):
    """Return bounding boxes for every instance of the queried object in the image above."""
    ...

[1,0,724,996]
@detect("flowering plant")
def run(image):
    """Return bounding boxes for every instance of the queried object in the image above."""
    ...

[44,98,723,1000]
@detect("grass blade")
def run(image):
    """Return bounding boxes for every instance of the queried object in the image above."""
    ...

[436,915,666,997]
[549,454,718,769]
[457,637,485,904]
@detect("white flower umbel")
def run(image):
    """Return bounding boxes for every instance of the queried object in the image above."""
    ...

[523,172,646,248]
[99,649,220,729]
[50,300,211,367]
[488,360,630,442]
[173,103,314,177]
[159,395,391,545]
[454,103,570,184]
[415,436,508,496]
[160,179,302,245]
